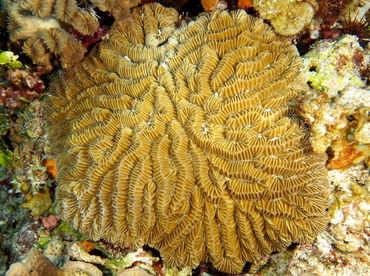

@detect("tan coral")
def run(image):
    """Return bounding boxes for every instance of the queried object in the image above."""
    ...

[47,3,330,274]
[6,248,65,276]
[62,261,103,276]
[5,263,30,276]
[117,267,151,276]
[90,0,141,21]
[6,0,99,70]
[5,248,103,276]
[67,241,107,265]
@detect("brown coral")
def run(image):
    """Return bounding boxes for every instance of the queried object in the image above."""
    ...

[5,247,103,276]
[90,0,141,21]
[6,248,64,276]
[47,3,330,274]
[6,0,99,70]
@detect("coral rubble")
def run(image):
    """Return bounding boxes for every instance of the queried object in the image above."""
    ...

[47,3,329,274]
[0,60,45,110]
[300,35,370,169]
[0,177,32,274]
[253,0,317,36]
[9,99,53,199]
[5,246,104,276]
[0,97,53,271]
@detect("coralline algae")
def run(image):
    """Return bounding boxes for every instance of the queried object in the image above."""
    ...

[299,35,370,169]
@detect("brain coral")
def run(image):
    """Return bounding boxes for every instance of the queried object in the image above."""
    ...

[47,3,330,274]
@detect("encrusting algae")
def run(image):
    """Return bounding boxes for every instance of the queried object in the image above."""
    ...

[46,3,330,274]
[300,35,370,169]
[253,0,317,36]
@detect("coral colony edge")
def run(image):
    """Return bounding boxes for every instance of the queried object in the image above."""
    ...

[45,3,331,274]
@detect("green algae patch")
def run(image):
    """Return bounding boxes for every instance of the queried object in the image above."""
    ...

[0,139,12,167]
[0,51,22,68]
[56,221,88,240]
[0,148,12,167]
[21,188,52,215]
[104,258,130,270]
[0,114,12,167]
[38,236,52,250]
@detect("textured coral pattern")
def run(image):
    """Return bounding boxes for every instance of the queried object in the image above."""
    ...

[47,4,330,273]
[6,0,99,69]
[90,0,141,20]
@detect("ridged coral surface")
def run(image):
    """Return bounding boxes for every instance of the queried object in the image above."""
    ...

[6,0,99,69]
[47,3,330,273]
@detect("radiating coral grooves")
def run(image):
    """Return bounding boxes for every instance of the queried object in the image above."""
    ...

[47,3,330,274]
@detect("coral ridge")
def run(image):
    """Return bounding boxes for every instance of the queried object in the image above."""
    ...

[47,3,330,274]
